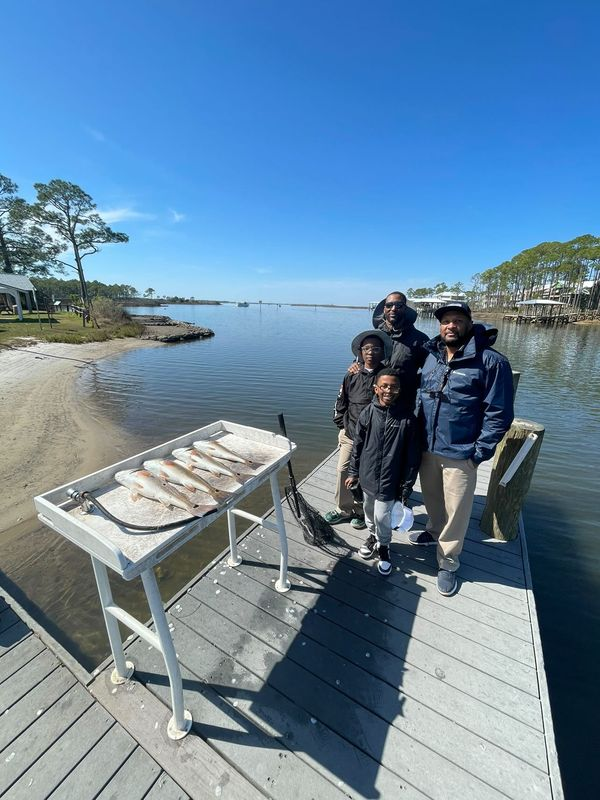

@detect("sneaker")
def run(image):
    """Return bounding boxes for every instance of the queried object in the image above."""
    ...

[377,545,392,576]
[351,516,367,530]
[408,530,436,547]
[358,534,377,559]
[324,510,353,525]
[437,569,458,596]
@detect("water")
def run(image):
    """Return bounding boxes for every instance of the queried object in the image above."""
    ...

[4,303,598,798]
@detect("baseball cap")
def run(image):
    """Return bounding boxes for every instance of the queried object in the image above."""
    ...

[434,301,472,321]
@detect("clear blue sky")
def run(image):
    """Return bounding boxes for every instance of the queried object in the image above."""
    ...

[3,0,599,303]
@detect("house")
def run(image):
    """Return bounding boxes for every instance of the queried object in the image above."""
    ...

[0,272,39,320]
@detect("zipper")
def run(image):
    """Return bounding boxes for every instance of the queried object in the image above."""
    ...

[430,362,451,451]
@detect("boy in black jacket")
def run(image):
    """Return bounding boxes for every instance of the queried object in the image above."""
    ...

[325,329,390,529]
[346,368,421,576]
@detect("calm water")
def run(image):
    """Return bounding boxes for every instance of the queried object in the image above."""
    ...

[4,303,599,798]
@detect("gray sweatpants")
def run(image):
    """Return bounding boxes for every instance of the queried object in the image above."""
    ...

[362,492,395,547]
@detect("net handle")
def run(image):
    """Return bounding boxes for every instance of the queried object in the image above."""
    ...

[278,413,301,516]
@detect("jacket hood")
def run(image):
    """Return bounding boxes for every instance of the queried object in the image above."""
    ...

[372,298,419,332]
[424,322,499,356]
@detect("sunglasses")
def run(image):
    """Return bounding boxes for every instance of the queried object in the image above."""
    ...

[384,301,405,309]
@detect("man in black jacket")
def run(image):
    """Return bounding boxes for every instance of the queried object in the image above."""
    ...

[325,329,390,529]
[346,369,422,576]
[371,291,429,411]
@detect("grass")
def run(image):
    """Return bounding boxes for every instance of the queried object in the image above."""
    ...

[0,311,144,346]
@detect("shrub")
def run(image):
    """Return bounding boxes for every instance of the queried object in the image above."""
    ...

[91,298,131,327]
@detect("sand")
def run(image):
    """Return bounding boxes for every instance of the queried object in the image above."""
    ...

[0,337,161,537]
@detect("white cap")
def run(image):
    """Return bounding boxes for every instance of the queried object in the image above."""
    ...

[391,501,414,532]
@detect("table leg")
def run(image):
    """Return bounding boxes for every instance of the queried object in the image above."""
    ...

[140,568,192,739]
[270,472,291,593]
[91,557,134,684]
[227,508,242,567]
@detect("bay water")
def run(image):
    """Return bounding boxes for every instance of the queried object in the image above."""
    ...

[4,303,598,798]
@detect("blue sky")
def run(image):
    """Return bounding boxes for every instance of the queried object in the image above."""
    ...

[3,0,599,303]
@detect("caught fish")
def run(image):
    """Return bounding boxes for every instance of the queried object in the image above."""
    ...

[115,469,206,517]
[143,458,225,499]
[193,439,252,465]
[172,447,238,478]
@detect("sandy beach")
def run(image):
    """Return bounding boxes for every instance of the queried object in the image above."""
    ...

[0,337,162,537]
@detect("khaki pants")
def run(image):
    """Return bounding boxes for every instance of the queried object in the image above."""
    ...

[419,451,478,572]
[334,429,363,516]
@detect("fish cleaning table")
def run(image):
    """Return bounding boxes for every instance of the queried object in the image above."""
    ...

[34,420,296,739]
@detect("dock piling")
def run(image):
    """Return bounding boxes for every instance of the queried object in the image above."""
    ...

[480,418,545,541]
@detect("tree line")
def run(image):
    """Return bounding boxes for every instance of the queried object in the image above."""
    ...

[470,235,600,311]
[407,282,465,298]
[406,235,600,311]
[0,173,128,324]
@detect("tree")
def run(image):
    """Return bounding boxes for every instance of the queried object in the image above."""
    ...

[32,179,128,324]
[144,287,155,299]
[0,174,60,276]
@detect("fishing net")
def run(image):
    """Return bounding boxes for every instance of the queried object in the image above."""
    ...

[284,485,334,547]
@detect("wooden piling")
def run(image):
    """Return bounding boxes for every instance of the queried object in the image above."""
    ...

[480,418,545,541]
[512,370,520,400]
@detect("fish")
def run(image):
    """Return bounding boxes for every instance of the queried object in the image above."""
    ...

[143,458,225,499]
[172,447,238,478]
[193,439,254,465]
[114,469,206,517]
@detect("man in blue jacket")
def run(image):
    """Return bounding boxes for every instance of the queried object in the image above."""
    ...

[410,302,514,596]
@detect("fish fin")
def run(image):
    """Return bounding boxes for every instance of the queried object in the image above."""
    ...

[131,492,141,502]
[160,500,173,509]
[183,483,197,492]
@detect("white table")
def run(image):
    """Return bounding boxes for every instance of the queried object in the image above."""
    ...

[35,420,296,739]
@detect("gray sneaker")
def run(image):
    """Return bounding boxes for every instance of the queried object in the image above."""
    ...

[437,570,458,596]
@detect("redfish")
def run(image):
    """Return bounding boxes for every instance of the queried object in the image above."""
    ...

[115,469,205,517]
[172,447,237,478]
[143,458,225,499]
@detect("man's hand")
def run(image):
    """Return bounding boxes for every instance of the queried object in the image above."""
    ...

[347,361,360,375]
[345,476,358,490]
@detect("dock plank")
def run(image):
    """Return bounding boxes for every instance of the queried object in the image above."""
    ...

[0,632,45,685]
[144,773,191,800]
[271,517,535,664]
[0,650,58,713]
[280,500,532,615]
[126,634,418,800]
[0,620,30,657]
[94,745,162,800]
[47,723,137,799]
[184,573,549,797]
[0,683,93,795]
[4,703,114,799]
[91,669,268,800]
[190,556,547,768]
[0,666,76,752]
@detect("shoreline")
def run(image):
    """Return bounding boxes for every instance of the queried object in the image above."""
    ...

[0,337,162,537]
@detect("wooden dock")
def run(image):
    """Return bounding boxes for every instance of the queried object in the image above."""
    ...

[1,451,563,799]
[0,593,192,799]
